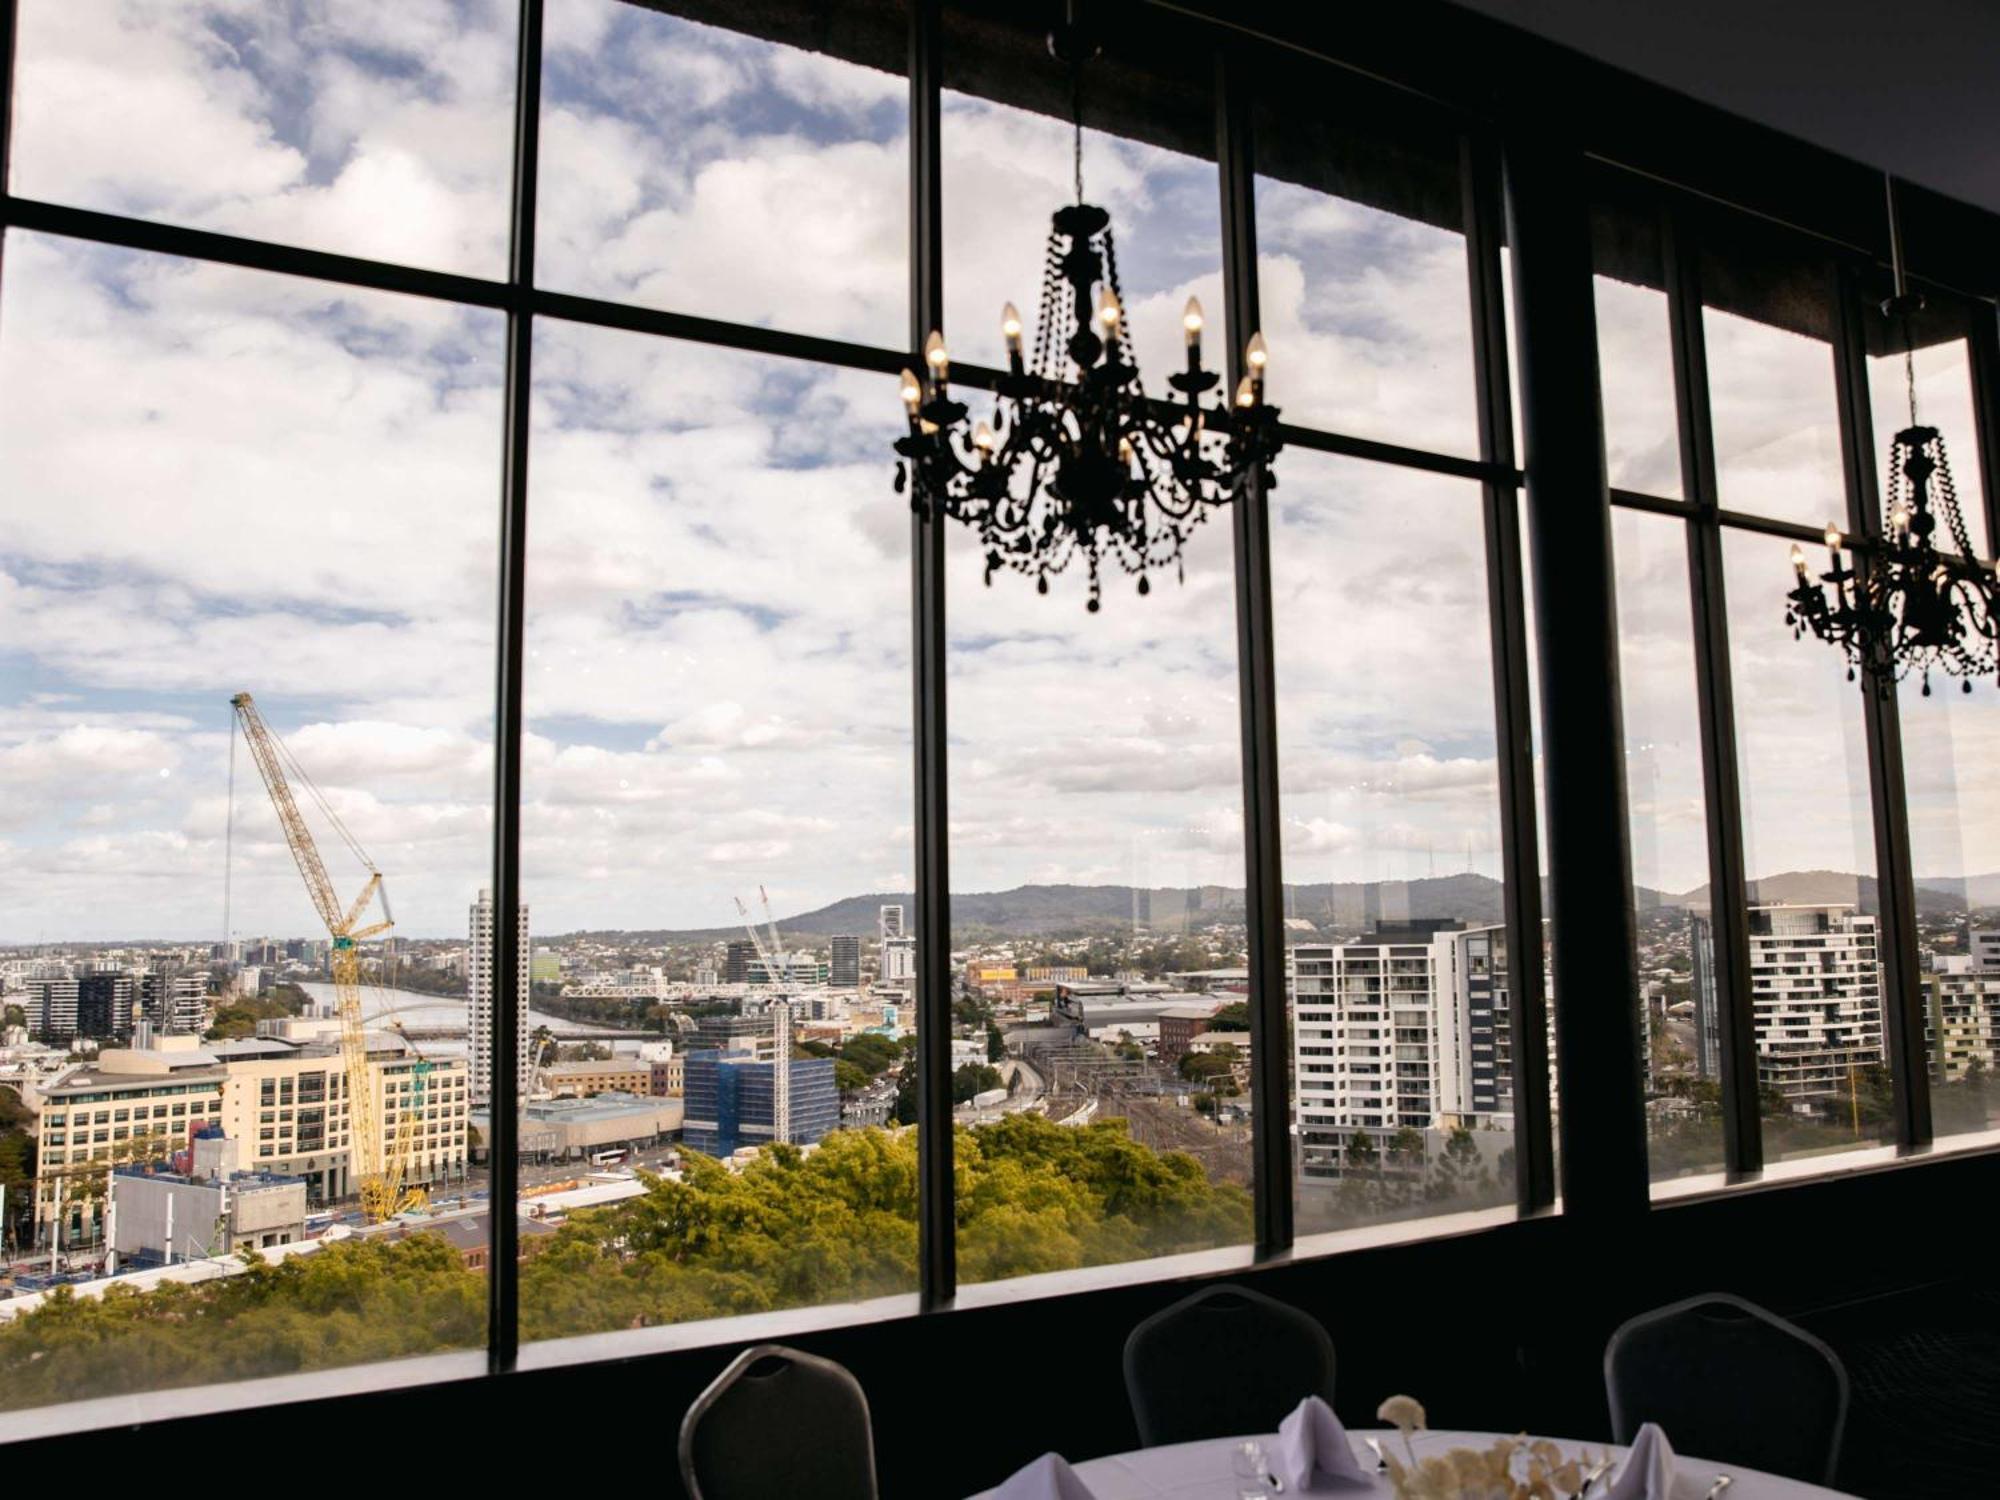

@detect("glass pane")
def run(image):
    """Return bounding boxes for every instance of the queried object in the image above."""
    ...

[10,0,515,279]
[1701,240,1845,530]
[0,232,500,1410]
[1612,511,1724,1181]
[540,0,908,349]
[1901,679,2000,1140]
[1593,199,1681,497]
[940,1,1251,1286]
[940,2,1215,380]
[1253,71,1475,456]
[1722,531,1891,1162]
[1274,455,1518,1234]
[1866,312,1988,558]
[517,327,917,1340]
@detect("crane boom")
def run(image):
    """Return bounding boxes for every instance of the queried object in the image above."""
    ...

[229,693,423,1222]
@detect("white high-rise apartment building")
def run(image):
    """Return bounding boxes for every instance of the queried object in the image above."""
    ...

[1744,904,1883,1110]
[1289,922,1518,1183]
[878,903,915,986]
[469,887,530,1105]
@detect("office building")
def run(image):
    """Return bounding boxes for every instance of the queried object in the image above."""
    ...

[682,1050,839,1157]
[723,940,758,985]
[469,887,530,1105]
[830,934,861,988]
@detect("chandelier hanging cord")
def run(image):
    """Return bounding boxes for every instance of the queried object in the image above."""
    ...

[1884,171,1920,428]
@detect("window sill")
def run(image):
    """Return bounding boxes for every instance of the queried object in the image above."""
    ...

[1648,1121,2000,1205]
[0,1348,487,1447]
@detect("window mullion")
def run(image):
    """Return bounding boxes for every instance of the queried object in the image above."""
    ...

[907,0,955,1311]
[1830,261,1933,1152]
[486,0,544,1379]
[1215,44,1291,1261]
[1462,127,1554,1215]
[1664,207,1763,1180]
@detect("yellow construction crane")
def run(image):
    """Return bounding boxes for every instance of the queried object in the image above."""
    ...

[230,693,427,1221]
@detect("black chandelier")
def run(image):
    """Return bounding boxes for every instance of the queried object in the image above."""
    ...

[892,23,1282,611]
[1785,182,2000,695]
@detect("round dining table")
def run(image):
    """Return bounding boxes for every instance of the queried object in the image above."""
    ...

[967,1429,1859,1499]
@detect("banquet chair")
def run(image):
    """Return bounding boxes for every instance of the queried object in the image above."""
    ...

[1124,1283,1337,1447]
[679,1343,879,1500]
[1604,1292,1849,1485]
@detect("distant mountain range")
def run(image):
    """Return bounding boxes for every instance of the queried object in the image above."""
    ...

[560,867,2000,944]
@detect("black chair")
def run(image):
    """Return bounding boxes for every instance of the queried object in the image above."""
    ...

[1604,1292,1849,1485]
[1124,1282,1337,1447]
[679,1344,878,1500]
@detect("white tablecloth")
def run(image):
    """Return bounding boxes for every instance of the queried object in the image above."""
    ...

[969,1429,1857,1500]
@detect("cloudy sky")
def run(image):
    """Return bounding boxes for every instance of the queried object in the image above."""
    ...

[1,0,1993,945]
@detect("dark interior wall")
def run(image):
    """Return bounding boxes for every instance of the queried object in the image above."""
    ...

[13,1148,1991,1493]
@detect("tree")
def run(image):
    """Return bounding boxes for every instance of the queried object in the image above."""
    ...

[986,1022,1006,1063]
[1207,1001,1251,1032]
[2,1003,27,1030]
[833,1060,871,1094]
[841,1034,900,1077]
[952,1063,1004,1104]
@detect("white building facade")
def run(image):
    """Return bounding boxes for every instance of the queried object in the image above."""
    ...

[469,887,531,1105]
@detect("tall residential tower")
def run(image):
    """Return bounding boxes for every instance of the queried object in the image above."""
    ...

[469,887,530,1105]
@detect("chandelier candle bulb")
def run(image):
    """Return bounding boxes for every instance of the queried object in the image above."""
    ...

[924,329,949,383]
[1097,286,1122,329]
[1235,374,1257,408]
[1182,296,1204,360]
[1001,302,1025,374]
[1245,330,1269,377]
[899,367,922,417]
[1825,523,1843,555]
[973,419,996,456]
[1792,543,1809,580]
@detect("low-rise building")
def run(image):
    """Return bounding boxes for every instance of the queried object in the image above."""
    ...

[109,1132,307,1266]
[544,1059,652,1098]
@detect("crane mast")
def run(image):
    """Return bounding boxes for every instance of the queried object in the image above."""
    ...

[229,693,423,1222]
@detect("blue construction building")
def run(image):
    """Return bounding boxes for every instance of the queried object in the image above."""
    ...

[682,1050,840,1157]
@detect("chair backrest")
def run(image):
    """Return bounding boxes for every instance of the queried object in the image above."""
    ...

[1123,1282,1337,1447]
[679,1344,879,1500]
[1604,1293,1849,1485]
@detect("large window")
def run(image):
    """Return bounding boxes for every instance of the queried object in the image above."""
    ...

[519,330,918,1340]
[3,0,1998,1442]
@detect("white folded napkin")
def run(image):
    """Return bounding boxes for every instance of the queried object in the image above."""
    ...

[987,1452,1097,1500]
[1275,1395,1376,1493]
[1605,1423,1677,1500]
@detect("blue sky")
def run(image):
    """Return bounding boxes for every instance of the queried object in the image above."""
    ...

[2,0,1991,944]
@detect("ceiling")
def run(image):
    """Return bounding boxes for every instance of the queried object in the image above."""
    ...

[1445,0,2000,216]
